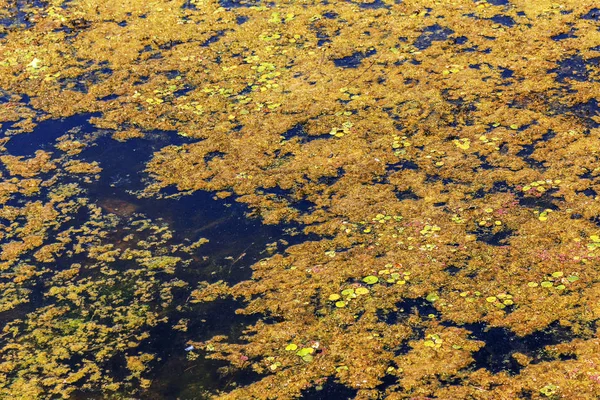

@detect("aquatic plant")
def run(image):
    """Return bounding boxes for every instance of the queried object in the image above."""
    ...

[2,0,600,398]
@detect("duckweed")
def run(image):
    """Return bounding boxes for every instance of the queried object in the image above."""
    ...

[426,293,439,303]
[540,384,558,397]
[302,354,314,362]
[423,334,443,349]
[296,348,312,356]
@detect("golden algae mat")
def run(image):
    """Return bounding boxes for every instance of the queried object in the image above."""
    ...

[1,0,600,398]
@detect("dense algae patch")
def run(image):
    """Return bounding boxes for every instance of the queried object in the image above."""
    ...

[2,0,600,399]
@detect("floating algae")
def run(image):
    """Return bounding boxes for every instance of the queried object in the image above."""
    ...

[2,0,600,399]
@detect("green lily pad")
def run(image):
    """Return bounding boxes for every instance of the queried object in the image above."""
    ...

[426,293,439,303]
[363,275,379,285]
[296,347,314,357]
[539,384,557,397]
[355,287,369,295]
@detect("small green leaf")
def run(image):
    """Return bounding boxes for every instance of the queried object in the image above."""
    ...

[426,293,439,303]
[296,348,314,357]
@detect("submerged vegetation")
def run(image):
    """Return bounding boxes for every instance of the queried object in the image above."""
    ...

[2,0,600,398]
